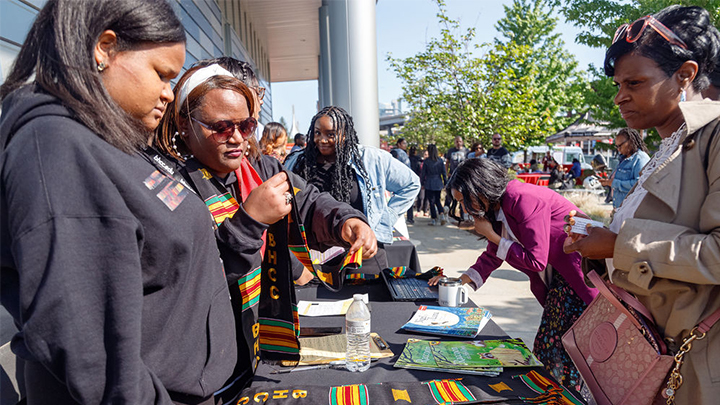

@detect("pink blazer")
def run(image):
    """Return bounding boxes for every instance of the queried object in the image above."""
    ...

[468,180,598,306]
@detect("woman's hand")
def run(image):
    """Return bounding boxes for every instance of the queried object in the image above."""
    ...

[598,178,612,187]
[563,210,589,245]
[428,273,472,286]
[243,172,292,224]
[563,225,617,260]
[473,216,501,245]
[340,218,377,259]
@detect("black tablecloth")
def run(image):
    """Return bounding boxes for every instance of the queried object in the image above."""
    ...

[385,239,421,272]
[242,280,587,404]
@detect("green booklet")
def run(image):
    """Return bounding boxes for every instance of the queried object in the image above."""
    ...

[394,338,502,376]
[430,338,543,368]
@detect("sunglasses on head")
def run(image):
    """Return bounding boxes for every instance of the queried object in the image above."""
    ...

[252,86,266,100]
[612,15,687,49]
[191,116,257,143]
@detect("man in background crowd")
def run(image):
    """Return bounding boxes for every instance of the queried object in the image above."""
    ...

[289,133,305,154]
[390,137,411,167]
[486,133,512,169]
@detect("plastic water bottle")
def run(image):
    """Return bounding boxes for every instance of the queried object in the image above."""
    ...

[345,294,371,372]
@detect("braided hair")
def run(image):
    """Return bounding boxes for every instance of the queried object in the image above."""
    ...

[617,128,649,155]
[303,106,371,207]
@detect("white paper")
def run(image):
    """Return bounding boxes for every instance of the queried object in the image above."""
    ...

[297,294,369,317]
[571,217,605,235]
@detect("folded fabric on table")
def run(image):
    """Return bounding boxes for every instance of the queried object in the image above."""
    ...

[235,370,585,404]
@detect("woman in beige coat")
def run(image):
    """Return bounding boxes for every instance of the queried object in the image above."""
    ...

[564,5,720,404]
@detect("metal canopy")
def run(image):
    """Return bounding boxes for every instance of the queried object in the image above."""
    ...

[545,112,615,143]
[244,0,322,82]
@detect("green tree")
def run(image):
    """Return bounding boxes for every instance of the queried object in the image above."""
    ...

[552,0,718,49]
[482,0,588,149]
[278,116,288,131]
[387,0,483,151]
[387,0,588,152]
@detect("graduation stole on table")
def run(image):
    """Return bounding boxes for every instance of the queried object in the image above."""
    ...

[284,173,363,293]
[182,159,300,383]
[238,370,585,404]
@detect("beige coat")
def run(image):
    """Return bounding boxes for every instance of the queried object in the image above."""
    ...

[612,100,720,404]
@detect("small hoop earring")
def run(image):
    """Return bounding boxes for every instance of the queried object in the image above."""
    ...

[680,89,687,102]
[97,61,106,72]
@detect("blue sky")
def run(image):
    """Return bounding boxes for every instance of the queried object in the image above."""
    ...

[271,0,606,135]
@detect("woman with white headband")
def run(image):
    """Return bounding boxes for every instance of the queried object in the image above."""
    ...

[155,61,377,401]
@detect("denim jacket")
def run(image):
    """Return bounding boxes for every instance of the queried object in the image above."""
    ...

[611,150,650,209]
[285,145,420,244]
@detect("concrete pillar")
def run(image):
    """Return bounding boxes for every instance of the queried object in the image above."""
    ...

[318,0,379,147]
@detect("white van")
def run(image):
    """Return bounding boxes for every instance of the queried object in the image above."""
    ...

[552,146,592,170]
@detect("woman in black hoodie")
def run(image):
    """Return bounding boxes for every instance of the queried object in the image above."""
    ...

[0,1,237,403]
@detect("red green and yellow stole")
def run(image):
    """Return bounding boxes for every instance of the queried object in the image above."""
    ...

[182,158,300,397]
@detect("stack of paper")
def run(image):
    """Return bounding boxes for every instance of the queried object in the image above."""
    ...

[400,305,492,338]
[394,338,543,376]
[296,294,368,317]
[282,333,393,366]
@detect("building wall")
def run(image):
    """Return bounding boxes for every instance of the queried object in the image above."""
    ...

[0,0,272,124]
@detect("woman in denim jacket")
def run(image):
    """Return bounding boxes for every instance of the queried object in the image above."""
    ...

[286,106,420,273]
[600,128,650,210]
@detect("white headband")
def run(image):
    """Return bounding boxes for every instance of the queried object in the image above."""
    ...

[177,64,234,106]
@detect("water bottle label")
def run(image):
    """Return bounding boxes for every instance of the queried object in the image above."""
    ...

[346,320,370,334]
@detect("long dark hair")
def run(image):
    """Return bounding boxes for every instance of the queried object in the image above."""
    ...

[604,5,720,92]
[616,127,649,155]
[446,158,509,218]
[303,106,370,205]
[0,0,186,154]
[427,144,439,161]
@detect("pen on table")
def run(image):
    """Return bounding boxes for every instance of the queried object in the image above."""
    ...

[373,334,388,350]
[270,361,345,374]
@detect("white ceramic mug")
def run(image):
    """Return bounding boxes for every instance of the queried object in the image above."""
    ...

[438,277,468,307]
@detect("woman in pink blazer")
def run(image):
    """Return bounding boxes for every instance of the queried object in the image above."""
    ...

[431,158,598,391]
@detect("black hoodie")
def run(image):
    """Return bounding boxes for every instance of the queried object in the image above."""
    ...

[0,86,235,403]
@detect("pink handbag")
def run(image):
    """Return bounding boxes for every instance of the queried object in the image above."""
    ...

[562,271,674,405]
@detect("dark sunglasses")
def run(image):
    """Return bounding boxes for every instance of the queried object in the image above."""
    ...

[612,15,687,49]
[191,117,257,143]
[615,139,627,150]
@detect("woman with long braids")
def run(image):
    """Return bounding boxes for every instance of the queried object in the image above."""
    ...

[598,127,650,210]
[286,106,420,274]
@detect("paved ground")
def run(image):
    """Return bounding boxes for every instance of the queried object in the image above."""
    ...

[406,213,543,350]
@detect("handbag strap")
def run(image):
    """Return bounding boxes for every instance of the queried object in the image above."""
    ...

[587,271,644,329]
[607,282,655,322]
[589,271,720,335]
[698,307,720,334]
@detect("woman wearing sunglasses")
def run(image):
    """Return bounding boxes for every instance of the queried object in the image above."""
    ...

[155,64,376,401]
[564,5,720,403]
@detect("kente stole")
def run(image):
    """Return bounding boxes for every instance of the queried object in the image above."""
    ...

[183,158,300,398]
